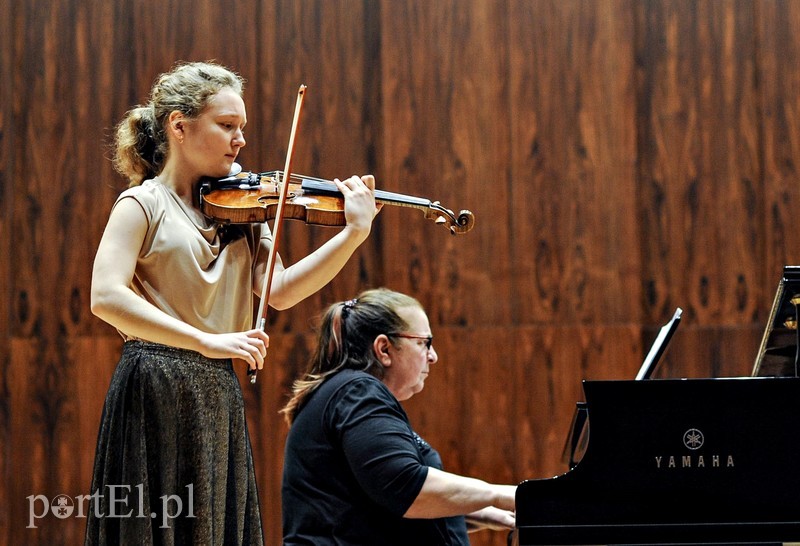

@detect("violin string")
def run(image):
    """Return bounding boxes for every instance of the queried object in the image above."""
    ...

[262,170,436,209]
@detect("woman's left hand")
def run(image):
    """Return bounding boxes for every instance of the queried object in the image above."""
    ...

[465,506,516,532]
[333,174,381,234]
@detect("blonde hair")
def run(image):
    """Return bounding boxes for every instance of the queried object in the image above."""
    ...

[112,61,245,186]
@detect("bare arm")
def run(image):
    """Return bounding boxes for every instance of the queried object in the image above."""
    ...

[260,175,379,310]
[403,467,516,520]
[90,198,268,369]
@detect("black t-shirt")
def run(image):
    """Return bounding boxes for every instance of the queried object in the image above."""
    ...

[282,369,470,545]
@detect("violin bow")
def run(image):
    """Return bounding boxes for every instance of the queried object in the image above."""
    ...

[249,84,307,384]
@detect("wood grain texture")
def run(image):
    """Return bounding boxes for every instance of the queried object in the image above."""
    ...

[508,0,641,325]
[757,0,800,291]
[636,0,762,326]
[0,0,11,540]
[379,0,513,328]
[2,1,799,545]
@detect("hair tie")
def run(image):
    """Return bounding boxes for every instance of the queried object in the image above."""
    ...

[341,298,358,319]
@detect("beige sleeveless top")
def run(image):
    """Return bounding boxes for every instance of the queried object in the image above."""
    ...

[115,179,272,337]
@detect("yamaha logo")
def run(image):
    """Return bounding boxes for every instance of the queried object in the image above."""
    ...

[654,428,734,469]
[683,428,704,450]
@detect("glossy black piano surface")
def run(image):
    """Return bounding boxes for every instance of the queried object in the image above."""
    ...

[753,265,800,377]
[515,377,800,545]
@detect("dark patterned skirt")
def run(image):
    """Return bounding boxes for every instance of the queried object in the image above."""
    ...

[84,341,264,546]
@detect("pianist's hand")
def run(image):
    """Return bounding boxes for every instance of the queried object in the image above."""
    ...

[465,506,516,532]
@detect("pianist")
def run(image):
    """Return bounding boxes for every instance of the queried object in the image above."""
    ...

[280,288,516,545]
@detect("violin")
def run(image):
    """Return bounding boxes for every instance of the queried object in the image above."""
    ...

[199,168,475,235]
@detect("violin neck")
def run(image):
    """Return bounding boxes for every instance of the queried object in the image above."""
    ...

[297,177,431,209]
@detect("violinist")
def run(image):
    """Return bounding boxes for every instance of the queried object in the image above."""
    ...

[84,60,379,545]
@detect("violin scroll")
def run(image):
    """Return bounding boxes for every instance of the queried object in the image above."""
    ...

[426,202,475,235]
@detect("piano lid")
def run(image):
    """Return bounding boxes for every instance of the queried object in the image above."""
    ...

[752,265,800,377]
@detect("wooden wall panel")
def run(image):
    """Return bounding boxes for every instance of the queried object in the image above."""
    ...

[757,0,800,279]
[508,0,641,326]
[379,0,512,327]
[7,338,116,544]
[405,326,519,481]
[636,0,762,328]
[512,325,642,479]
[653,325,763,380]
[6,1,129,544]
[0,0,11,541]
[129,0,261,85]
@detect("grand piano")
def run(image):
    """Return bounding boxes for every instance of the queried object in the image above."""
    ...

[514,266,800,545]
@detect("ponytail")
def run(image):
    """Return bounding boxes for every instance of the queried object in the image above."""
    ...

[113,105,163,186]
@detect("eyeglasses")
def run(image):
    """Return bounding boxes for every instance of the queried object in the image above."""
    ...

[389,333,434,351]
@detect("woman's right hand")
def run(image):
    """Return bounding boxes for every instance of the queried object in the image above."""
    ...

[199,329,270,371]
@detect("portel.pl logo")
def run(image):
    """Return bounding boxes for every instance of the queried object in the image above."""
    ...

[26,484,195,529]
